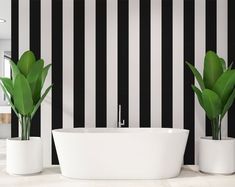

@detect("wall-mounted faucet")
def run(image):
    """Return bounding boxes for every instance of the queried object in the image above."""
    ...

[117,105,125,128]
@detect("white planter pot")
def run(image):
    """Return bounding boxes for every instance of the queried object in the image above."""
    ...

[199,137,235,174]
[6,137,42,175]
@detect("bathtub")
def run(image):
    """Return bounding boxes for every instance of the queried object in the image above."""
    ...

[52,128,189,179]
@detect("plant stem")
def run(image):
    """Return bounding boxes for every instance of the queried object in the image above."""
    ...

[20,115,31,140]
[218,116,222,140]
[211,117,221,140]
[211,118,216,140]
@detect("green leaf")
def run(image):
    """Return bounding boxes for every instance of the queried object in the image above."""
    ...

[13,74,34,115]
[192,85,204,108]
[213,70,235,107]
[31,85,53,118]
[9,60,20,82]
[27,60,44,103]
[0,83,18,117]
[32,78,42,104]
[221,88,235,119]
[17,51,36,77]
[203,51,223,89]
[202,89,222,120]
[0,78,14,96]
[30,63,51,104]
[186,61,205,90]
[41,64,51,89]
[27,59,44,83]
[219,58,226,71]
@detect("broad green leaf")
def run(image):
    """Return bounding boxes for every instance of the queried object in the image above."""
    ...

[32,78,42,104]
[192,85,204,108]
[31,85,53,118]
[31,63,51,104]
[27,59,44,83]
[41,64,51,89]
[9,60,20,82]
[0,83,18,117]
[14,74,34,115]
[203,51,223,89]
[221,88,235,119]
[0,78,13,96]
[202,89,222,120]
[219,58,226,71]
[27,60,44,103]
[17,51,36,77]
[213,70,235,106]
[186,61,205,90]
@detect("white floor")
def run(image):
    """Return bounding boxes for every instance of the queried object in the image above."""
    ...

[1,140,235,187]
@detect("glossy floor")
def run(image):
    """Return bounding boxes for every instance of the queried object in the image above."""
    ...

[1,140,235,187]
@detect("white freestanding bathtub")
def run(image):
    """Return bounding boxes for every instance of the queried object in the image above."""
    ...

[52,128,189,179]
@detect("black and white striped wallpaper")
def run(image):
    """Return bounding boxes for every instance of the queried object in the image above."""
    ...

[11,0,235,166]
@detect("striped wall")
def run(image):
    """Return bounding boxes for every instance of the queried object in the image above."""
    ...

[11,0,234,166]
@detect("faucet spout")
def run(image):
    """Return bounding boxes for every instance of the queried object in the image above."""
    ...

[118,105,125,128]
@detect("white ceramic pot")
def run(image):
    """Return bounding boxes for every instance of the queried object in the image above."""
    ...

[6,137,42,175]
[199,137,235,174]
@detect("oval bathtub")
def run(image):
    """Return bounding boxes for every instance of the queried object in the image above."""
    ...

[52,128,189,179]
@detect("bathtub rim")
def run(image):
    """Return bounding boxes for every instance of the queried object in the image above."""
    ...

[52,127,189,135]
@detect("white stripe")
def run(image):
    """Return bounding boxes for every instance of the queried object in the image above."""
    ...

[129,0,139,128]
[107,0,118,128]
[19,0,29,56]
[85,0,96,128]
[217,0,228,138]
[18,0,30,137]
[41,0,52,167]
[0,50,5,105]
[195,0,206,164]
[63,0,74,129]
[151,0,161,127]
[173,0,184,129]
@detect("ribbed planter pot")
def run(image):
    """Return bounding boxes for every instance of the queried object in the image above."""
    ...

[6,137,42,175]
[199,137,235,174]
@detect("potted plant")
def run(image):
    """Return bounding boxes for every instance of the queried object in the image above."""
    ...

[186,51,235,174]
[0,50,52,175]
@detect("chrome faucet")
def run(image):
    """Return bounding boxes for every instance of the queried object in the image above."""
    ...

[117,105,125,128]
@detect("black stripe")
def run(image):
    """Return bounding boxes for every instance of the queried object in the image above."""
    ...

[162,0,172,128]
[11,0,19,138]
[205,0,217,136]
[140,0,150,127]
[74,0,85,128]
[184,0,195,164]
[52,0,63,164]
[96,0,107,127]
[118,0,129,127]
[30,0,41,137]
[228,0,235,138]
